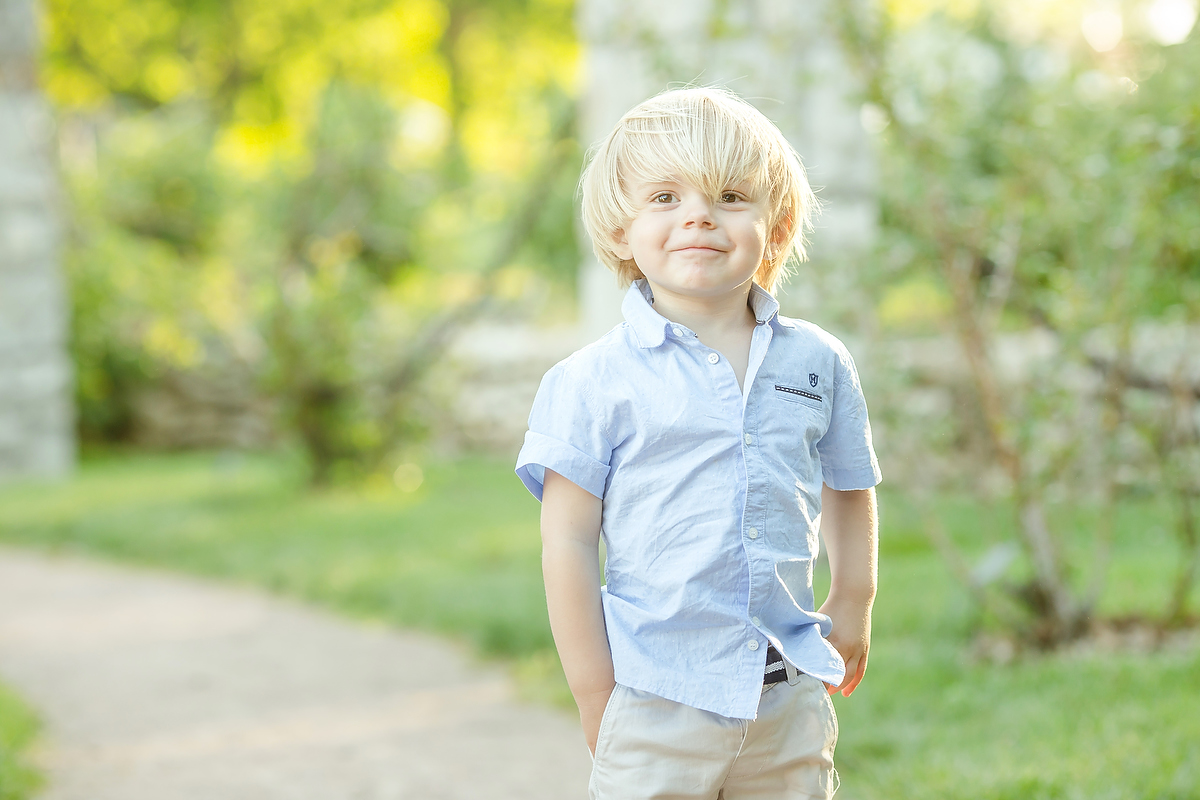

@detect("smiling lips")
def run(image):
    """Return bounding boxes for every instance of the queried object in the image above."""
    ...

[672,245,727,253]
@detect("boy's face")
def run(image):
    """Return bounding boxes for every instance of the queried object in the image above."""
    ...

[614,178,773,300]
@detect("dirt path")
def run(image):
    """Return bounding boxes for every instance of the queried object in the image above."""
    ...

[0,547,591,799]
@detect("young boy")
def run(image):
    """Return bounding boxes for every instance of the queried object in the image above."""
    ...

[515,87,881,799]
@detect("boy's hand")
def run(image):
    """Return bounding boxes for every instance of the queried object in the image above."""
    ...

[819,592,872,696]
[578,682,616,756]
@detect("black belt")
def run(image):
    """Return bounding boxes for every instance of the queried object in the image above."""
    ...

[764,643,788,684]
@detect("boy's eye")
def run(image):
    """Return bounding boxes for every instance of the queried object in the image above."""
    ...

[652,192,677,203]
[721,191,743,203]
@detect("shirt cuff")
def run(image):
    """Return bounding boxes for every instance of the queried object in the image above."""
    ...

[821,462,882,492]
[515,431,610,501]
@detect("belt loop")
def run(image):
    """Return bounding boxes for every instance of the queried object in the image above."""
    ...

[784,656,802,686]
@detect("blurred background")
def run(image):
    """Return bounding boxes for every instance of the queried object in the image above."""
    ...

[1,0,1198,797]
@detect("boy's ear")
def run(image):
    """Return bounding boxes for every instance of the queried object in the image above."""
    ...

[612,229,634,261]
[770,210,794,250]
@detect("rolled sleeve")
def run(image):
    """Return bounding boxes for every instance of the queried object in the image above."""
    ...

[516,431,610,500]
[514,362,613,502]
[821,463,882,492]
[817,349,883,491]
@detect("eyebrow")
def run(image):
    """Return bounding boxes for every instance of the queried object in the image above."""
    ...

[636,180,683,191]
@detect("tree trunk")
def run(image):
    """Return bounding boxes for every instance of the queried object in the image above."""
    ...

[1167,490,1198,626]
[943,244,1082,642]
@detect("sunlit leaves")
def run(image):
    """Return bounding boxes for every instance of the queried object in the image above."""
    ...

[43,0,575,177]
[49,0,581,475]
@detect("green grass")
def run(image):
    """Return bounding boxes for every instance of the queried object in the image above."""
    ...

[1,451,1198,798]
[0,683,42,800]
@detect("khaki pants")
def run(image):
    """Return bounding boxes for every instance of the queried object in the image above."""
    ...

[588,676,839,799]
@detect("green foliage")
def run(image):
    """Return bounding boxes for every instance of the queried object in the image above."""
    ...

[255,83,431,481]
[838,2,1200,636]
[1,453,1197,795]
[849,4,1200,336]
[48,0,582,479]
[0,684,42,800]
[68,107,225,440]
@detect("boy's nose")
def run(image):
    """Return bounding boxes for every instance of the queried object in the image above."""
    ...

[681,197,716,228]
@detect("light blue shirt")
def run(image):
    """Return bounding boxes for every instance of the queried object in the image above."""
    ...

[516,280,882,719]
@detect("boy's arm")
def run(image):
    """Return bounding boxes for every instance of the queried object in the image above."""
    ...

[541,468,615,755]
[818,484,878,697]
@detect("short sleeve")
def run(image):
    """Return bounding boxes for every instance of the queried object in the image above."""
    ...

[817,347,883,491]
[515,362,613,501]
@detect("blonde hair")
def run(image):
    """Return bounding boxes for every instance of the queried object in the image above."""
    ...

[580,86,818,294]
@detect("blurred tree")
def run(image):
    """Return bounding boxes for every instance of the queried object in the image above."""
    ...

[47,0,581,481]
[255,82,574,483]
[837,1,1200,643]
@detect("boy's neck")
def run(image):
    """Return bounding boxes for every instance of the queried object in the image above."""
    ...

[644,278,759,342]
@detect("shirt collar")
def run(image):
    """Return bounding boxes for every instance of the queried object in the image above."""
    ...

[621,279,782,349]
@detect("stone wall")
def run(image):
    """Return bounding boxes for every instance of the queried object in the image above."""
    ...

[128,364,276,450]
[0,0,75,481]
[433,322,584,454]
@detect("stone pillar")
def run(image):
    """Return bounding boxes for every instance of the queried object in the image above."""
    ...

[576,0,877,338]
[0,0,75,481]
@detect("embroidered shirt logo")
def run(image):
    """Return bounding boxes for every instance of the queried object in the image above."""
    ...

[808,373,819,388]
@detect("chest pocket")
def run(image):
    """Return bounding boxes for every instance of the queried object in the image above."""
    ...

[775,383,823,412]
[761,382,828,485]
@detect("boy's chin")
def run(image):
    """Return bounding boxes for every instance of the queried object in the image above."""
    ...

[651,273,755,298]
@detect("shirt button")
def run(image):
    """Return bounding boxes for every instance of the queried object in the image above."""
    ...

[751,616,761,627]
[707,352,720,364]
[748,639,760,651]
[748,527,758,539]
[744,433,753,445]
[672,327,684,337]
